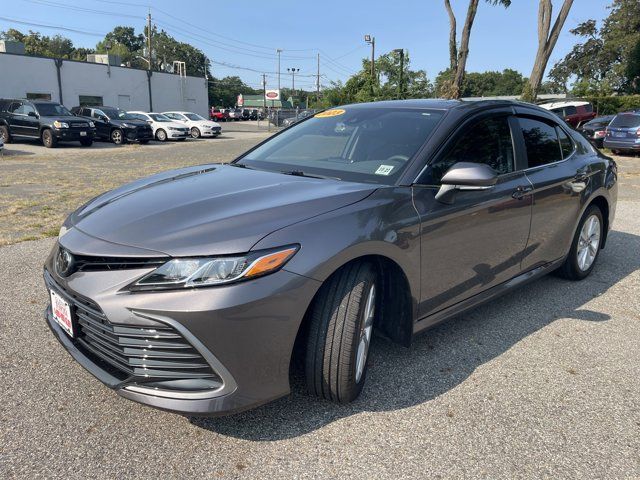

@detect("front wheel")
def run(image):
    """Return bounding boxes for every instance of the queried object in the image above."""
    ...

[0,125,11,143]
[155,129,167,142]
[111,128,124,144]
[190,127,201,138]
[557,205,603,280]
[305,261,378,403]
[41,129,57,148]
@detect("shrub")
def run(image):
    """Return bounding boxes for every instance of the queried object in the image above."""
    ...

[584,95,640,115]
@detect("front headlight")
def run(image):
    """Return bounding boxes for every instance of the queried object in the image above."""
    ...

[168,126,178,131]
[130,245,298,291]
[53,120,69,129]
[121,123,134,128]
[88,121,95,128]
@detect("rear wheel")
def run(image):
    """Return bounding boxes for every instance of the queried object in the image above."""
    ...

[111,128,124,144]
[155,129,167,142]
[41,129,57,148]
[190,127,201,138]
[557,205,603,280]
[305,261,378,403]
[0,125,11,143]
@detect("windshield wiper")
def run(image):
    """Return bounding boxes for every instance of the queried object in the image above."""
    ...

[279,170,340,180]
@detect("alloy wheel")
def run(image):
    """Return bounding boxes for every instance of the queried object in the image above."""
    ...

[577,215,600,271]
[355,284,375,383]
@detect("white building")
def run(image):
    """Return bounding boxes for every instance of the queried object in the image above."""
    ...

[0,52,208,117]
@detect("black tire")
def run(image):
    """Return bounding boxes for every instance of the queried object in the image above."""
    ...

[305,261,378,403]
[80,139,93,147]
[0,125,11,143]
[557,205,604,280]
[190,127,201,139]
[139,139,150,144]
[41,129,57,148]
[155,129,167,142]
[110,128,124,144]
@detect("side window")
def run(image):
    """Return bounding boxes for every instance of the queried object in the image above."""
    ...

[92,109,106,119]
[8,102,22,113]
[519,117,562,168]
[421,115,514,185]
[556,127,574,159]
[564,105,577,116]
[20,104,36,116]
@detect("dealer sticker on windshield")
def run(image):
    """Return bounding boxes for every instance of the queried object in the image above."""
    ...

[315,109,345,118]
[375,165,395,175]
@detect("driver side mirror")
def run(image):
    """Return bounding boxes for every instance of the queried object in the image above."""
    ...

[28,111,38,118]
[434,162,498,204]
[99,115,109,122]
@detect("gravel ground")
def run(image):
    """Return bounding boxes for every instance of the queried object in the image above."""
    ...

[0,138,639,479]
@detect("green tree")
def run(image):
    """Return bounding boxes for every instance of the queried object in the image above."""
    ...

[208,76,258,108]
[96,26,144,66]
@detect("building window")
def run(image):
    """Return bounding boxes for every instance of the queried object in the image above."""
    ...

[79,95,104,107]
[26,93,52,100]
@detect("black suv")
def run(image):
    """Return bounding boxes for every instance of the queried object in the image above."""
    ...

[71,106,153,144]
[0,99,96,148]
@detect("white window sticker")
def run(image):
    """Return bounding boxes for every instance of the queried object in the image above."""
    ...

[375,165,395,176]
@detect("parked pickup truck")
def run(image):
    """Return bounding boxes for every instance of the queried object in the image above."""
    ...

[0,98,96,148]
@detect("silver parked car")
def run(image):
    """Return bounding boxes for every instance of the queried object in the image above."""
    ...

[43,100,617,416]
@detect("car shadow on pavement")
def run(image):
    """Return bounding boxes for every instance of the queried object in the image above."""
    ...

[189,230,639,440]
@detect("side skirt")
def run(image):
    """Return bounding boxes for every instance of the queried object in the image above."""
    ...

[413,257,565,336]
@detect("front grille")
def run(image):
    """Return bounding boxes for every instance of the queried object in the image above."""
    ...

[70,121,90,128]
[73,254,167,272]
[45,270,220,384]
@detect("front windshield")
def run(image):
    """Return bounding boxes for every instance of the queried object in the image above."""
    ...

[186,113,205,121]
[238,107,445,184]
[35,103,72,116]
[101,107,137,120]
[149,113,172,122]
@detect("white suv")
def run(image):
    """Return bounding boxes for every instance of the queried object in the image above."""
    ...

[163,111,222,139]
[128,112,190,141]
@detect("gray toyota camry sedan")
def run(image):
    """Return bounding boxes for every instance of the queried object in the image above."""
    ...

[44,99,617,415]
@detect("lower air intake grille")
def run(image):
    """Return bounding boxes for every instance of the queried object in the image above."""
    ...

[45,271,220,385]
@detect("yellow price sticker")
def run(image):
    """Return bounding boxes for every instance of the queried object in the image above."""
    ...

[315,109,346,118]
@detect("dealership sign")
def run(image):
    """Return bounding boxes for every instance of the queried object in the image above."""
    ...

[237,94,244,106]
[265,89,280,101]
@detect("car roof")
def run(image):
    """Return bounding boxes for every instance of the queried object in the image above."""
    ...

[336,98,549,115]
[538,100,590,109]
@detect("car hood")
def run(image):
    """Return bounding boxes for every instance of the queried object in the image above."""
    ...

[200,121,220,128]
[42,115,89,123]
[112,119,149,127]
[70,164,377,256]
[153,121,186,129]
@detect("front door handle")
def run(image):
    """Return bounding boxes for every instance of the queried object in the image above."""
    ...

[512,185,533,200]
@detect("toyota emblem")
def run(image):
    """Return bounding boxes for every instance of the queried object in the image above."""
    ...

[55,247,75,277]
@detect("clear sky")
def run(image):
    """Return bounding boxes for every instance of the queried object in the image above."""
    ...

[0,0,612,91]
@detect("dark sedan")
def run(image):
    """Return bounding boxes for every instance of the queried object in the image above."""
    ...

[580,114,615,148]
[603,111,640,153]
[43,100,617,415]
[71,106,153,144]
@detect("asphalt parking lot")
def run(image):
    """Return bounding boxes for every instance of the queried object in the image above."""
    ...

[1,132,639,479]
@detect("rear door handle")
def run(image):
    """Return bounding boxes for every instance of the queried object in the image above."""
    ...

[512,185,533,200]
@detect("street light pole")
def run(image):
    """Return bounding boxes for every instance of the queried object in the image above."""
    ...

[276,49,283,91]
[287,67,299,97]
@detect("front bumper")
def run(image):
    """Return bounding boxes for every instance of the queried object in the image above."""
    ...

[201,127,221,137]
[124,127,153,142]
[43,241,321,415]
[52,128,96,141]
[169,130,189,139]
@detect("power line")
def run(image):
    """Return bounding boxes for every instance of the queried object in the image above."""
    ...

[20,0,142,20]
[0,15,106,36]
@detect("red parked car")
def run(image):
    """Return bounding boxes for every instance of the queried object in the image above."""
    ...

[210,108,228,122]
[539,101,597,129]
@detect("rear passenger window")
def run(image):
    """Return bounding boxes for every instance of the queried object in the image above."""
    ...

[519,118,562,168]
[422,115,514,185]
[556,127,574,159]
[564,106,577,115]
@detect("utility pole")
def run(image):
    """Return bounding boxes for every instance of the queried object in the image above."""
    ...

[146,9,152,71]
[276,49,283,91]
[365,35,375,84]
[394,48,404,99]
[262,73,266,111]
[316,53,320,105]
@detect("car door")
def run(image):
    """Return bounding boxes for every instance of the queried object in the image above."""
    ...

[7,102,28,136]
[90,108,110,139]
[515,114,586,271]
[412,111,533,319]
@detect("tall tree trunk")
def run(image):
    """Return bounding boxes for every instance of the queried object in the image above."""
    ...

[523,0,574,102]
[444,0,458,72]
